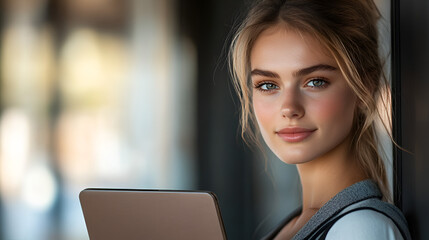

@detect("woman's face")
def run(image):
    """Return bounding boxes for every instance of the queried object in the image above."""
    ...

[250,26,357,164]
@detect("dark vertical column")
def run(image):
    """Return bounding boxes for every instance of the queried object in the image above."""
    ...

[177,0,257,239]
[395,0,429,238]
[391,0,401,209]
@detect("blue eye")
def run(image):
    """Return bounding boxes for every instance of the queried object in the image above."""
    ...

[260,83,278,90]
[254,82,279,92]
[306,79,327,88]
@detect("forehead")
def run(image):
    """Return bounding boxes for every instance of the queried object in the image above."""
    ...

[250,25,336,69]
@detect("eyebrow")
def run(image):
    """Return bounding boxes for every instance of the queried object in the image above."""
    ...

[251,64,337,78]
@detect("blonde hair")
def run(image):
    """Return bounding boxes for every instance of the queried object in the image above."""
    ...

[229,0,392,201]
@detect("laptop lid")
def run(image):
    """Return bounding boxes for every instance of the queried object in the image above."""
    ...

[79,189,227,240]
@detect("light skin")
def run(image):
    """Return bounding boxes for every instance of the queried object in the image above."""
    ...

[250,25,367,239]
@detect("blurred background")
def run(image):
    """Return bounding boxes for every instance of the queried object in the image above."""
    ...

[0,0,393,240]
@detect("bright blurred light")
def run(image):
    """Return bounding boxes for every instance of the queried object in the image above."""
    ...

[21,163,57,211]
[56,112,96,183]
[57,111,126,184]
[0,108,31,198]
[0,24,55,108]
[94,118,124,178]
[59,28,129,109]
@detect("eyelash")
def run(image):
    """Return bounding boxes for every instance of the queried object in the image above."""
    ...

[253,78,329,93]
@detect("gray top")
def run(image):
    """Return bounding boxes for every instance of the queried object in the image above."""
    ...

[324,199,404,239]
[263,180,411,240]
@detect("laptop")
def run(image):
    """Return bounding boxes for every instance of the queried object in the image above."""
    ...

[79,189,227,240]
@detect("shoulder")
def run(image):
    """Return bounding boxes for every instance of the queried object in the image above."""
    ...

[325,209,403,240]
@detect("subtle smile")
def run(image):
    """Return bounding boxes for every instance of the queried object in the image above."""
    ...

[276,127,317,143]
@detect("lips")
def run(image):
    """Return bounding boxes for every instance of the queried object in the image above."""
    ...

[276,127,316,143]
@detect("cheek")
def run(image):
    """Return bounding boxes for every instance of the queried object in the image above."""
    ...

[253,95,278,131]
[310,89,356,132]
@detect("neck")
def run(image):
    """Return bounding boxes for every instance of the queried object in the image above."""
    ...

[297,137,367,211]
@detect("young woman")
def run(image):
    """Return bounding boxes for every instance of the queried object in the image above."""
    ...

[229,0,411,239]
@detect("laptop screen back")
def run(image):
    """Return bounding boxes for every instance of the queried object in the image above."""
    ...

[79,189,227,240]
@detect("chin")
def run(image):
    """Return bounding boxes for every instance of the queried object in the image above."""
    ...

[275,152,315,165]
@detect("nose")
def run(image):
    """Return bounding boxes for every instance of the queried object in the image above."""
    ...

[281,88,304,119]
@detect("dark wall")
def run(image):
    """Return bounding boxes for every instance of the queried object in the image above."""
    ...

[394,0,429,239]
[177,0,260,239]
